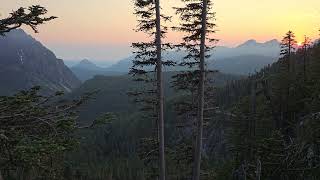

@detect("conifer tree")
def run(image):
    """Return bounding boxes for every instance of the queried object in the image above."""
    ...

[0,6,56,179]
[0,87,110,179]
[219,32,320,180]
[279,31,298,136]
[302,35,311,81]
[280,31,297,74]
[173,0,217,179]
[0,5,56,35]
[131,0,173,179]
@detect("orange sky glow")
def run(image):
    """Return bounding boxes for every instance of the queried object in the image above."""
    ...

[1,0,320,61]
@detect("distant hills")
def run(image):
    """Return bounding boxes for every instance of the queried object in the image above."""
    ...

[64,59,114,68]
[0,29,281,94]
[100,39,280,75]
[209,55,275,75]
[70,72,243,123]
[68,39,280,81]
[73,59,102,71]
[213,39,280,58]
[0,29,81,95]
[70,59,124,81]
[208,40,279,74]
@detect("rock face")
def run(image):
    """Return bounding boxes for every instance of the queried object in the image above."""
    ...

[0,29,81,95]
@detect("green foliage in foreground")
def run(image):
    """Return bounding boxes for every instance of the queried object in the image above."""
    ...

[2,40,320,179]
[217,40,320,179]
[0,5,56,35]
[0,87,113,179]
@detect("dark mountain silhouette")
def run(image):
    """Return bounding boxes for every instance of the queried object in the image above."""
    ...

[0,29,81,95]
[70,71,243,124]
[105,40,280,74]
[65,39,280,81]
[73,59,102,71]
[70,59,124,81]
[209,55,276,75]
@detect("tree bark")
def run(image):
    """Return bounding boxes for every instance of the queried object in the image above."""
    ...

[250,81,257,156]
[0,170,3,180]
[193,0,207,180]
[256,159,261,180]
[288,36,291,74]
[155,0,166,179]
[303,43,307,81]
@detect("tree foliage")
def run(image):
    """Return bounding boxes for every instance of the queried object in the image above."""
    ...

[0,87,112,179]
[130,0,174,179]
[0,87,78,178]
[0,5,56,35]
[172,0,218,179]
[220,32,320,180]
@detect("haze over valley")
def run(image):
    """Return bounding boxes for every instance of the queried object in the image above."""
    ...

[1,1,320,179]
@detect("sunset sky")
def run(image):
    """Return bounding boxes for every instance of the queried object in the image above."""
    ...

[1,0,320,62]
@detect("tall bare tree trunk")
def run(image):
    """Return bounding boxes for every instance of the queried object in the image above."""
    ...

[0,170,3,180]
[155,0,166,179]
[193,0,207,180]
[250,81,257,157]
[288,37,291,74]
[256,159,261,180]
[284,37,291,132]
[303,42,307,81]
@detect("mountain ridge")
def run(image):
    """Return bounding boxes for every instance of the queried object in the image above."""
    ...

[0,29,81,95]
[70,59,124,81]
[73,59,102,71]
[103,39,280,75]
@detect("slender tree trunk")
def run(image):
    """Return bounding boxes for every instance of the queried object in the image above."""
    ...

[193,0,207,180]
[285,38,291,132]
[288,38,291,73]
[256,159,261,180]
[0,170,3,180]
[303,45,307,81]
[155,0,166,179]
[250,80,256,156]
[242,163,247,180]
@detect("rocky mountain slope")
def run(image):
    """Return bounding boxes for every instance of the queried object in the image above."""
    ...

[0,29,81,95]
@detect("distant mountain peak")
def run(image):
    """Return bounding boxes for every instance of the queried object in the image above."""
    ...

[245,39,257,43]
[73,59,102,71]
[237,39,280,48]
[265,39,278,43]
[10,28,25,34]
[0,29,80,94]
[237,39,258,47]
[4,29,32,39]
[264,39,280,46]
[79,59,96,65]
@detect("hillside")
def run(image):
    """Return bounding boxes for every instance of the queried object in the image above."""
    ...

[71,59,124,81]
[105,39,280,75]
[62,39,280,82]
[65,41,320,179]
[66,71,243,178]
[209,41,320,179]
[0,29,80,95]
[71,72,242,123]
[1,1,319,180]
[209,55,276,75]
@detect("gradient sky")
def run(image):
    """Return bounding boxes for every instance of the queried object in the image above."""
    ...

[1,0,320,62]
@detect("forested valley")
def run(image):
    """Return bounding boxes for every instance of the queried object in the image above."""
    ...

[0,0,319,180]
